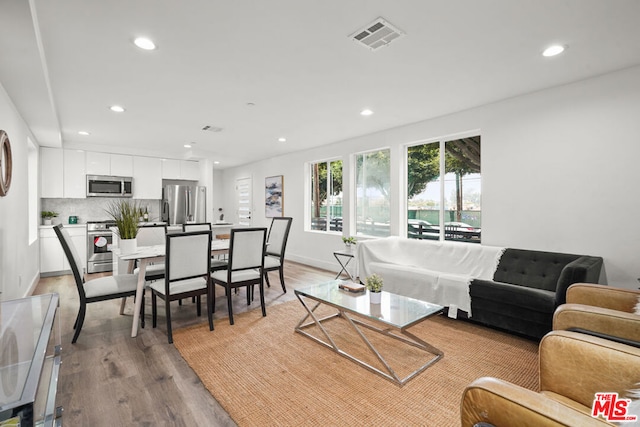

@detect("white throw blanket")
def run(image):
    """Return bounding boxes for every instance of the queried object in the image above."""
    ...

[357,237,505,316]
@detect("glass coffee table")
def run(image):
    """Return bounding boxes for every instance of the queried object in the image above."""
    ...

[294,280,444,386]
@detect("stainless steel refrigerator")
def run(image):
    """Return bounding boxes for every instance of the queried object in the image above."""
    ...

[162,185,207,225]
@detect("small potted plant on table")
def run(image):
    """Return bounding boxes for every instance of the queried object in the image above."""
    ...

[342,236,357,250]
[41,211,58,225]
[365,273,384,304]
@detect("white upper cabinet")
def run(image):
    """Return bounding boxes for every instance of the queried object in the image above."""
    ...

[63,150,86,198]
[162,159,199,181]
[161,159,180,179]
[86,151,133,176]
[85,151,110,175]
[181,160,200,181]
[110,154,133,176]
[41,147,64,198]
[133,156,162,199]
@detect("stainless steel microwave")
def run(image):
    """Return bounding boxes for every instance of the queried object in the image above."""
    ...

[86,175,133,197]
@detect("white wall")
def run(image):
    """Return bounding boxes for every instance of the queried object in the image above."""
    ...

[222,65,640,287]
[0,82,40,300]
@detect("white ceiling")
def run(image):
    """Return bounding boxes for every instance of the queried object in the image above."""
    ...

[2,0,640,168]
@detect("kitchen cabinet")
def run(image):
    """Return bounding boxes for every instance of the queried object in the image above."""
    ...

[0,294,61,427]
[133,156,162,199]
[110,154,133,176]
[161,159,180,179]
[63,149,86,198]
[86,151,133,176]
[40,225,86,275]
[85,151,110,175]
[162,159,200,181]
[40,147,63,198]
[41,148,85,198]
[181,160,200,181]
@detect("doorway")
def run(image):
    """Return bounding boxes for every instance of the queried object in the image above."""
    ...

[235,177,252,226]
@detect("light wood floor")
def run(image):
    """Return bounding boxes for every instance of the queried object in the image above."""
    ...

[34,261,338,426]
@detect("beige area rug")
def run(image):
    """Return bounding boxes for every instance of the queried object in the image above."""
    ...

[173,300,539,426]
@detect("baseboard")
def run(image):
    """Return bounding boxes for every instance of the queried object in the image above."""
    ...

[287,253,338,274]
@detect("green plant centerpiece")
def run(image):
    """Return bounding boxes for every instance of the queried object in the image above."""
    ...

[105,200,141,247]
[41,210,58,224]
[342,236,357,246]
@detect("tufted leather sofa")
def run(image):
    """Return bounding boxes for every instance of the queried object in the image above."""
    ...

[469,249,603,340]
[460,330,640,426]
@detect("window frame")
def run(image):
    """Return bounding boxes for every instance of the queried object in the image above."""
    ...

[404,131,481,242]
[353,147,392,238]
[306,156,343,234]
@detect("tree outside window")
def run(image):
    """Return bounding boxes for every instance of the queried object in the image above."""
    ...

[355,149,391,237]
[408,136,481,242]
[310,159,343,232]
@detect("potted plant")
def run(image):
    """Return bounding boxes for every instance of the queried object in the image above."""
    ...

[105,200,141,254]
[365,273,384,304]
[342,236,357,249]
[41,211,58,225]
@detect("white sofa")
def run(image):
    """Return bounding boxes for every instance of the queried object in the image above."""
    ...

[357,237,504,316]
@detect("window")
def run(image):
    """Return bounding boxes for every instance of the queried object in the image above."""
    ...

[407,136,481,242]
[310,159,343,232]
[28,138,38,244]
[355,149,391,237]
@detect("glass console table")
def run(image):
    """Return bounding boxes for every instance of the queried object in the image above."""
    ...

[0,294,61,426]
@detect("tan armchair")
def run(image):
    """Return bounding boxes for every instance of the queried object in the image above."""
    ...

[461,330,640,426]
[553,283,640,344]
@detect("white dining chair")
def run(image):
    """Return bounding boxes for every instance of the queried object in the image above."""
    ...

[134,223,168,281]
[210,227,267,325]
[149,230,213,343]
[183,222,228,272]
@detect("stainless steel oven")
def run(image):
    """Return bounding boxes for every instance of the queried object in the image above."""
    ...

[86,220,116,273]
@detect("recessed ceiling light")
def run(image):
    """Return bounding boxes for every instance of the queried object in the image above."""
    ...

[110,105,125,113]
[78,131,90,136]
[184,144,192,148]
[134,37,156,50]
[214,161,220,165]
[542,44,565,57]
[360,109,374,116]
[278,137,287,142]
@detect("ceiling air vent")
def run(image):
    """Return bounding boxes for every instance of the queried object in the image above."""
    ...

[202,125,223,133]
[349,17,405,51]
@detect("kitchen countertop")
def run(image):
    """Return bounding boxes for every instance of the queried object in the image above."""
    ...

[39,223,87,229]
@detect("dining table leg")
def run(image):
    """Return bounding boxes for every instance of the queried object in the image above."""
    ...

[131,259,149,337]
[120,259,137,315]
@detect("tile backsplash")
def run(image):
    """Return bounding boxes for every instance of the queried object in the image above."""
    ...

[42,198,162,224]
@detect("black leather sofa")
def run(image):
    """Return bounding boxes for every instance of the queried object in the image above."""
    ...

[469,248,603,340]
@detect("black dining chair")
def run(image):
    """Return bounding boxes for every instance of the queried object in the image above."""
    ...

[149,230,214,343]
[263,217,292,292]
[210,228,267,325]
[54,224,139,343]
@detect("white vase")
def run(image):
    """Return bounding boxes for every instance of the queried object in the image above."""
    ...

[43,219,52,225]
[120,238,137,255]
[369,291,382,304]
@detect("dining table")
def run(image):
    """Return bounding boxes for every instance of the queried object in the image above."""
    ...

[113,239,230,337]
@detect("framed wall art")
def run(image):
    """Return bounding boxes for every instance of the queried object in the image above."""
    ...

[265,175,284,217]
